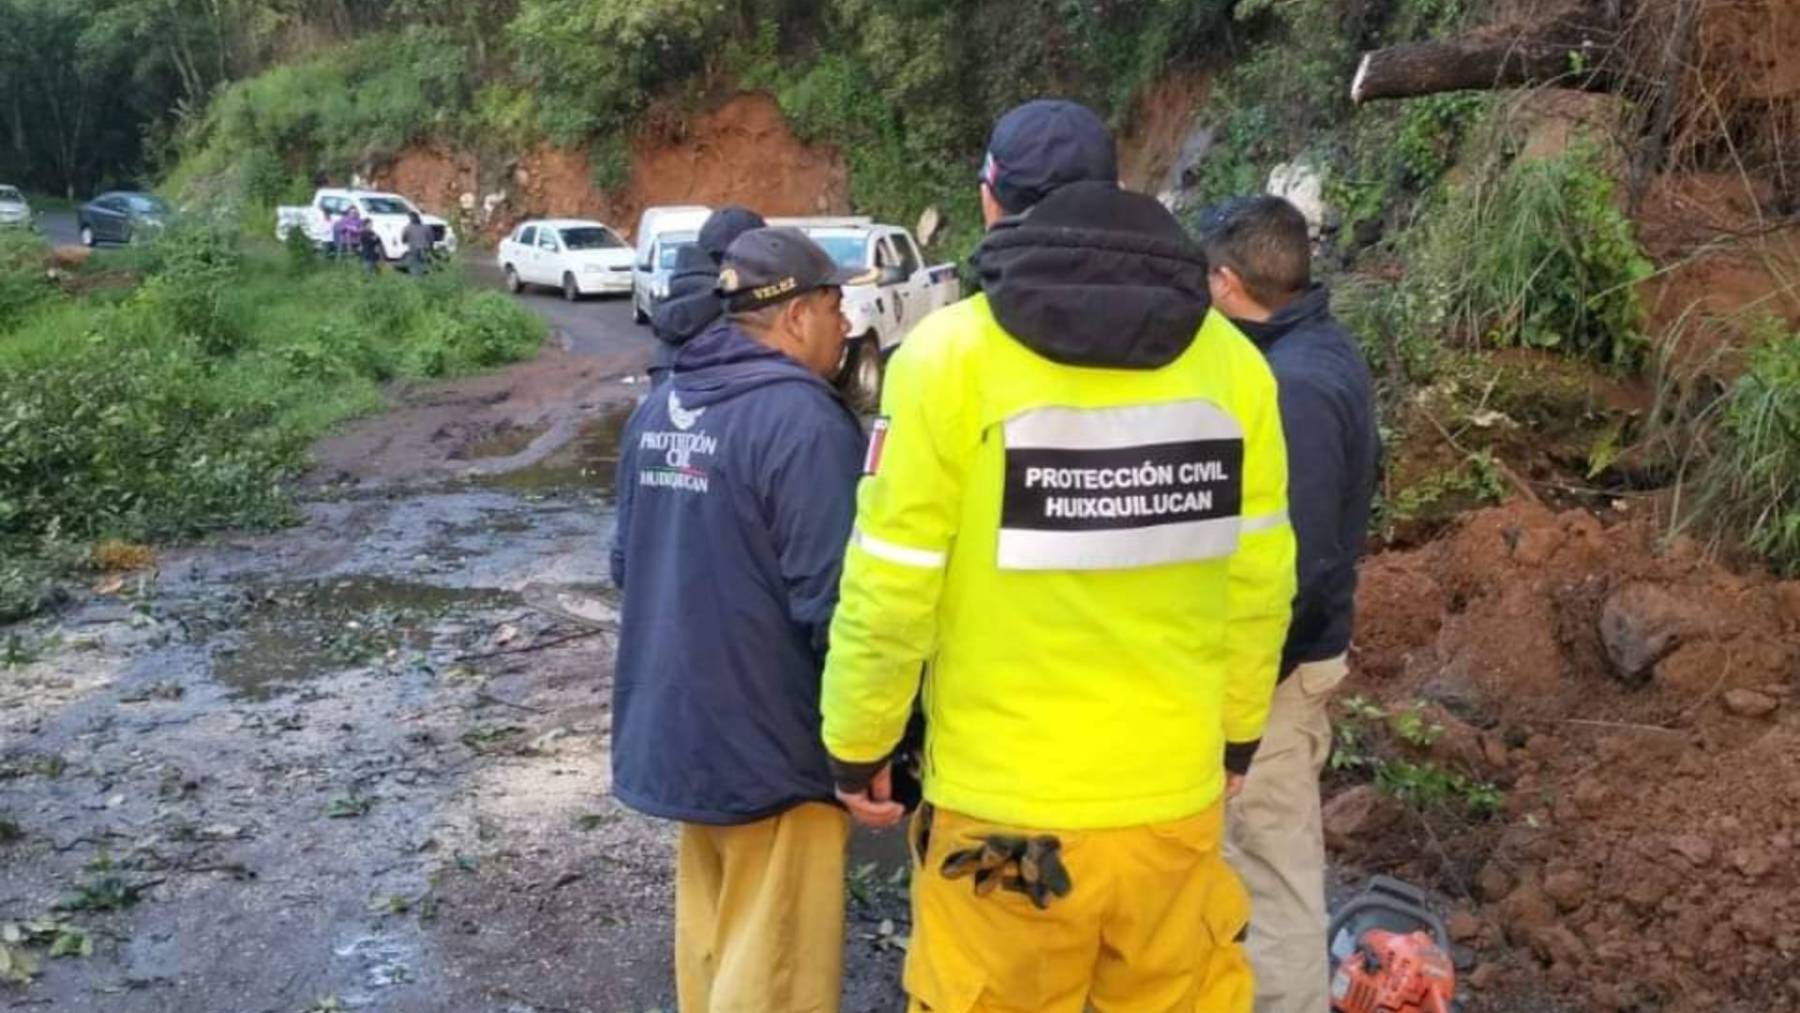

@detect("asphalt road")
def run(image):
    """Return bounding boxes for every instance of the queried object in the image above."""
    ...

[36,208,80,246]
[32,211,655,361]
[463,258,656,360]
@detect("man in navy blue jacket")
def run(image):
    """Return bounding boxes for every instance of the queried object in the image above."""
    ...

[1202,196,1380,1013]
[610,227,874,1013]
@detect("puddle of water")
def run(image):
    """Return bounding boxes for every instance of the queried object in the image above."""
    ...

[520,583,621,627]
[209,577,520,700]
[334,930,420,1005]
[455,421,553,461]
[473,401,637,496]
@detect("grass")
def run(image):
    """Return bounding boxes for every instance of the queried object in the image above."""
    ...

[0,220,544,621]
[1374,143,1653,370]
[1676,324,1800,574]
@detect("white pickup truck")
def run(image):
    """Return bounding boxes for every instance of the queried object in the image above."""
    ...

[276,189,457,260]
[776,217,960,410]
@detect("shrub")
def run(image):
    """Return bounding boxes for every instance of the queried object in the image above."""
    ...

[1406,145,1652,368]
[1682,327,1800,574]
[0,229,543,619]
[0,231,57,322]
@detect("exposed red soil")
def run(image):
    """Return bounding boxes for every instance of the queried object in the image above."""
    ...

[1341,500,1800,1011]
[1117,70,1209,195]
[374,92,850,241]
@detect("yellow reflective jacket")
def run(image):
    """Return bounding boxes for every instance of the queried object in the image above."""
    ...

[822,269,1295,829]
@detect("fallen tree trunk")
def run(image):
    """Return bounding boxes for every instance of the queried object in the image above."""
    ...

[1351,15,1624,103]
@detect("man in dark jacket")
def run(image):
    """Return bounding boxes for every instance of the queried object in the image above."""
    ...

[1202,195,1380,1013]
[610,227,873,1013]
[647,204,766,386]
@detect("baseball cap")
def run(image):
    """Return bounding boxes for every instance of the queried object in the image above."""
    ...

[697,204,766,262]
[980,99,1118,213]
[716,227,879,312]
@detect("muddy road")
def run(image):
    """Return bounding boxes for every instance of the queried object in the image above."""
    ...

[0,299,907,1012]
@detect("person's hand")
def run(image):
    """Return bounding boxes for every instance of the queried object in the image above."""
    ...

[836,763,906,830]
[1226,773,1246,799]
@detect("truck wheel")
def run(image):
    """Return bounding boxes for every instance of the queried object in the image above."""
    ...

[562,272,581,302]
[843,335,885,415]
[504,265,523,294]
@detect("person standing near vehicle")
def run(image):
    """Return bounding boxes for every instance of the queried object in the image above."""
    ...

[358,213,384,275]
[330,207,363,261]
[402,211,435,275]
[821,100,1296,1012]
[609,228,876,1013]
[648,204,766,386]
[1201,195,1379,1013]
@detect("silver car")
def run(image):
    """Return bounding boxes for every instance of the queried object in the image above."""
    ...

[0,185,30,229]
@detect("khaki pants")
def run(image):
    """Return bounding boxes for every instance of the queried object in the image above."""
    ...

[1223,654,1348,1013]
[906,804,1253,1013]
[676,802,851,1013]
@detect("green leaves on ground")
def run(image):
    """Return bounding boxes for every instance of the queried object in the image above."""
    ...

[325,794,374,819]
[1332,696,1503,818]
[55,873,143,912]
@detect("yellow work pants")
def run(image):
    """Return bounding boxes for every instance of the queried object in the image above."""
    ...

[675,802,851,1013]
[905,803,1253,1013]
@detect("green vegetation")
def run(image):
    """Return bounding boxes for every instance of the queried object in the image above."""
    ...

[0,225,543,621]
[169,27,473,207]
[1333,697,1504,817]
[1391,145,1652,368]
[1680,325,1800,574]
[1184,0,1477,216]
[153,1,1245,262]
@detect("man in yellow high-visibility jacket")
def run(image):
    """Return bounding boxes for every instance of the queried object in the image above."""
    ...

[821,99,1297,1013]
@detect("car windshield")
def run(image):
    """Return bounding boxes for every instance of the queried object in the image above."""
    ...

[561,227,625,251]
[0,187,23,205]
[128,195,170,215]
[657,234,697,269]
[361,196,412,215]
[806,233,869,269]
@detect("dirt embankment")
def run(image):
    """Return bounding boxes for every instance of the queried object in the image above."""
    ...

[373,92,851,241]
[1340,501,1800,1012]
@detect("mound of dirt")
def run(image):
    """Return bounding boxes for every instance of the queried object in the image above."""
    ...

[1344,501,1800,1011]
[375,92,850,240]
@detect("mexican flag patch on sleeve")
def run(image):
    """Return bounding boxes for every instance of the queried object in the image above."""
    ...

[863,416,891,476]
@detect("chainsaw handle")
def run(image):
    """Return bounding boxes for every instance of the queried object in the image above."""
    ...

[1327,876,1453,953]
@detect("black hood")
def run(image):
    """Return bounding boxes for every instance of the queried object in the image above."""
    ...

[652,244,725,346]
[973,181,1211,369]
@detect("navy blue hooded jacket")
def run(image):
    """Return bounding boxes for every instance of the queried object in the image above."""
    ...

[1235,285,1380,680]
[648,206,766,383]
[648,245,729,382]
[609,319,865,824]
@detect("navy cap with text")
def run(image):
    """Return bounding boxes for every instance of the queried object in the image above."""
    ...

[981,99,1118,213]
[717,227,878,312]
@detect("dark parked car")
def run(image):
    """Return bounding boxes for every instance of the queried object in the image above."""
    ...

[78,191,170,246]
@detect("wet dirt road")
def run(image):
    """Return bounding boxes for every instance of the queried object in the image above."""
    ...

[0,292,908,1011]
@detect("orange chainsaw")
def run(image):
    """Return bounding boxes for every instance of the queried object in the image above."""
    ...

[1328,877,1458,1013]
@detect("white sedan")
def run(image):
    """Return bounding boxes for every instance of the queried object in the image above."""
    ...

[498,219,635,301]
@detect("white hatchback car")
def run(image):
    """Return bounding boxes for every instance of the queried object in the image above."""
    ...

[498,219,635,301]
